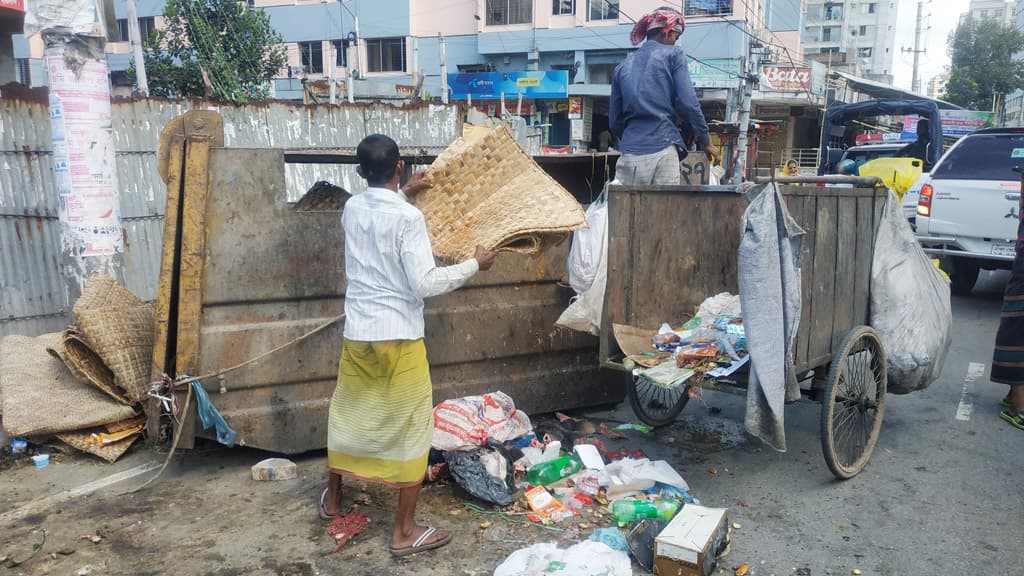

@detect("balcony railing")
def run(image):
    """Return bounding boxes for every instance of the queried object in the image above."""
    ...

[684,0,732,17]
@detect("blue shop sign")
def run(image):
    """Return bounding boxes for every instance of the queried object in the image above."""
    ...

[447,71,569,100]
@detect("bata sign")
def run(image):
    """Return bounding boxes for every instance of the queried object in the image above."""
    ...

[0,0,25,11]
[760,66,811,92]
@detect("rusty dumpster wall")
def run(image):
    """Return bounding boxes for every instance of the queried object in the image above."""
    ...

[0,96,461,338]
[191,149,618,453]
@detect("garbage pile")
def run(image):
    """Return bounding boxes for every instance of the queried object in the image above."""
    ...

[0,275,154,465]
[622,293,750,389]
[429,392,731,575]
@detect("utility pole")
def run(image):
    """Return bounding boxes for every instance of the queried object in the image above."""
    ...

[902,0,927,94]
[734,56,754,183]
[439,33,448,104]
[126,0,148,95]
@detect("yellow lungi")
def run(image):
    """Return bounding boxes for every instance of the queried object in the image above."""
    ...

[327,339,432,487]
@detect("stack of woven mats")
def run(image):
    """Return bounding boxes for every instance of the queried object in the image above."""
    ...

[414,124,587,263]
[0,275,154,462]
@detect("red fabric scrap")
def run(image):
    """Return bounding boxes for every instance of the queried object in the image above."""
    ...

[328,511,371,553]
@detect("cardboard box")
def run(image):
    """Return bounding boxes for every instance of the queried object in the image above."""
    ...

[653,505,729,576]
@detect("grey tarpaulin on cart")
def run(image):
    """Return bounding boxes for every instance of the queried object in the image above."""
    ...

[869,193,952,394]
[737,182,806,452]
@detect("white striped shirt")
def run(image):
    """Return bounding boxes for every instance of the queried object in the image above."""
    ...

[341,186,479,341]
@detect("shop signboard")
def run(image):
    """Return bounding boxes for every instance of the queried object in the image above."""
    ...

[447,71,569,100]
[0,0,25,11]
[687,59,740,89]
[902,110,996,139]
[760,66,811,92]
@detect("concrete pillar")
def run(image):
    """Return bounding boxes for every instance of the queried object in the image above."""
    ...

[43,28,125,300]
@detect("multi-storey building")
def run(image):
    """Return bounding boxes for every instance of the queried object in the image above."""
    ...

[13,1,814,150]
[926,72,948,101]
[801,0,898,85]
[959,0,1015,26]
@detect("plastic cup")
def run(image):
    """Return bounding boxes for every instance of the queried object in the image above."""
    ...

[31,454,49,468]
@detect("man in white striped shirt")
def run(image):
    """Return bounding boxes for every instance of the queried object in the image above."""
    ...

[321,134,496,557]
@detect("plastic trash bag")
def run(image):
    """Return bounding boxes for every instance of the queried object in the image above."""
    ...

[858,157,923,199]
[589,527,630,552]
[598,458,690,498]
[493,541,631,576]
[445,448,514,506]
[432,392,533,452]
[870,192,952,394]
[568,184,609,295]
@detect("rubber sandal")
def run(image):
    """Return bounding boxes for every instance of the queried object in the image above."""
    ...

[388,526,452,557]
[1000,397,1012,409]
[318,487,336,521]
[1000,410,1024,431]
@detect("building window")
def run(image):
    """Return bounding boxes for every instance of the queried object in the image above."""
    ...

[15,58,30,85]
[858,47,873,58]
[332,40,348,67]
[684,0,731,17]
[588,0,619,20]
[458,63,496,73]
[868,2,877,13]
[486,0,533,25]
[859,25,868,35]
[366,37,406,73]
[299,41,324,74]
[116,17,155,43]
[822,27,835,41]
[825,4,842,20]
[553,0,575,15]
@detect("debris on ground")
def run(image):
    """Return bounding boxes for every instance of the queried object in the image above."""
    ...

[327,511,371,553]
[250,458,297,481]
[493,541,631,576]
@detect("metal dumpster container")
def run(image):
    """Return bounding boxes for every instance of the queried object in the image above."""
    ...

[154,121,624,454]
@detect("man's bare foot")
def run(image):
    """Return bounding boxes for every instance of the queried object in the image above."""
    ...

[390,524,450,551]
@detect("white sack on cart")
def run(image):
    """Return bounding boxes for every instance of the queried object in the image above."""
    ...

[870,193,952,394]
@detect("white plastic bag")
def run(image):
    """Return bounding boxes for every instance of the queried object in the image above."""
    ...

[870,193,952,394]
[556,224,608,335]
[432,392,533,451]
[493,541,631,576]
[567,185,609,295]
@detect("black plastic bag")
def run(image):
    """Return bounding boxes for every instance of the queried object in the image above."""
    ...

[444,448,514,506]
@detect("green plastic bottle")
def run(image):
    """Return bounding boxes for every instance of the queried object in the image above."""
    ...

[526,453,583,486]
[611,499,681,523]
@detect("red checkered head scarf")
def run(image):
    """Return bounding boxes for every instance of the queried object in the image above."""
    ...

[630,8,686,46]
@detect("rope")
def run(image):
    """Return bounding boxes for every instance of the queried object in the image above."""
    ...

[123,312,345,494]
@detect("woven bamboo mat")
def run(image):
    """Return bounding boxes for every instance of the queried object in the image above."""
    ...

[415,125,586,263]
[0,334,138,437]
[71,275,155,404]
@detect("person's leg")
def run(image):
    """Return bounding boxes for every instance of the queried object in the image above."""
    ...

[1010,384,1024,413]
[652,146,683,186]
[390,482,449,550]
[324,470,343,516]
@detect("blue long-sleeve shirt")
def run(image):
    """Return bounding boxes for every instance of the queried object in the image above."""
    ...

[609,40,711,156]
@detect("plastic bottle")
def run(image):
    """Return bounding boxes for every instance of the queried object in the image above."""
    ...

[611,499,681,523]
[526,452,583,486]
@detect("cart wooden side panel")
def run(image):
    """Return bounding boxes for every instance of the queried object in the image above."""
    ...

[600,184,888,375]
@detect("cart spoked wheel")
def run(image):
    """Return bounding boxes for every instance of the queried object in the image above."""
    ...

[628,375,691,427]
[820,325,887,479]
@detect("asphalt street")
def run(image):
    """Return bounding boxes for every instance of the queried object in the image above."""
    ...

[646,269,1022,576]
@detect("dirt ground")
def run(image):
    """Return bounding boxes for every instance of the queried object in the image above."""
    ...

[0,404,725,576]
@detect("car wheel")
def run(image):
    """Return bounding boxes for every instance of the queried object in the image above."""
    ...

[948,260,980,296]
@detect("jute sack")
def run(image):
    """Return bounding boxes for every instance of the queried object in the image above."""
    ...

[0,334,137,437]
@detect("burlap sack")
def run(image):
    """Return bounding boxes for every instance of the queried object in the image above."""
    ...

[0,334,138,437]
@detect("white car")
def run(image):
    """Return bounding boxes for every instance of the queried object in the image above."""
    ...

[915,128,1021,295]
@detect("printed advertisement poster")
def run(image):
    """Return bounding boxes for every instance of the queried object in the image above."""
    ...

[687,59,741,89]
[568,97,582,119]
[447,71,569,100]
[902,110,996,139]
[47,50,122,257]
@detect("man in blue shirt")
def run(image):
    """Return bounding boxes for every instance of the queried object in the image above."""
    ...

[610,7,718,185]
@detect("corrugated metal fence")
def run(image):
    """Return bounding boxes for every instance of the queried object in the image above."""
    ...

[1,97,461,338]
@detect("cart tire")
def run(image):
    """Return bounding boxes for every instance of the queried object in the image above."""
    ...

[628,375,691,428]
[820,325,887,479]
